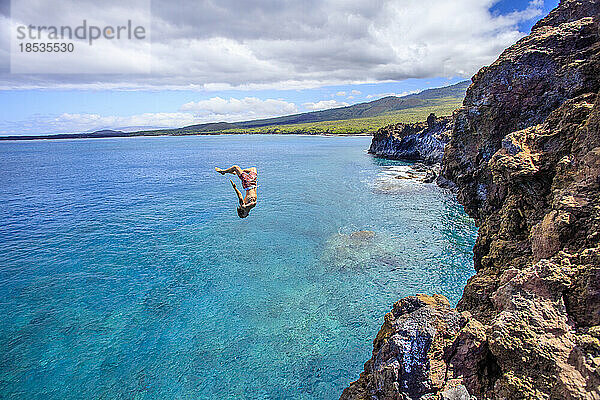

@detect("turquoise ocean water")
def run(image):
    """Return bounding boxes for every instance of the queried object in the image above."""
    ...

[0,135,476,399]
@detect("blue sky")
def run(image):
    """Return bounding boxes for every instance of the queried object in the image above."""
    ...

[0,0,559,135]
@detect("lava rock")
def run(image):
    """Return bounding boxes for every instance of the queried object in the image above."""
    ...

[343,1,600,399]
[340,294,467,400]
[369,114,452,165]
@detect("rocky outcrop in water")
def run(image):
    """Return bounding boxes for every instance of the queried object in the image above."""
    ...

[344,1,600,399]
[369,114,452,165]
[340,294,471,400]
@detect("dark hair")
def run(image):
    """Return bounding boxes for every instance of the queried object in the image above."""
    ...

[237,206,249,218]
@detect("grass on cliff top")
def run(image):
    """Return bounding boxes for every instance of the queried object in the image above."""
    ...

[219,97,462,135]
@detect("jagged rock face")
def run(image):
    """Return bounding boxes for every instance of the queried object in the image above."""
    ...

[441,0,600,398]
[442,0,600,223]
[451,86,600,400]
[340,294,471,400]
[343,1,600,399]
[369,114,452,165]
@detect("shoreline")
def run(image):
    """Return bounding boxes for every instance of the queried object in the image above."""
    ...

[0,133,373,142]
[0,131,374,142]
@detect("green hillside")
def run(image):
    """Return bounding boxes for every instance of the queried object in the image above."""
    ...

[219,96,462,134]
[129,81,469,136]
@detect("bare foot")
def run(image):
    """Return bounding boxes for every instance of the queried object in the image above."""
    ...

[215,167,225,175]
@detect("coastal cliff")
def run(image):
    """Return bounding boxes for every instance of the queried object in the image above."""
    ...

[343,1,600,399]
[369,113,452,165]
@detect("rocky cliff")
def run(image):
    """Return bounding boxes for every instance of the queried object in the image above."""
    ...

[343,1,600,399]
[340,294,471,400]
[369,113,452,165]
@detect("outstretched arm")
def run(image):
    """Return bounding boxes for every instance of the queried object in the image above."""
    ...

[230,179,244,205]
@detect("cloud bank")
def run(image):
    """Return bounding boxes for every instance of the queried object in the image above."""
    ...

[303,100,350,111]
[0,0,544,90]
[180,97,298,120]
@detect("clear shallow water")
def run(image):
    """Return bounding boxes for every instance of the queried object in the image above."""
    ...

[0,135,476,399]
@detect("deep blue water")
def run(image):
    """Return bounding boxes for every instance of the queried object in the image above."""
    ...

[0,135,476,399]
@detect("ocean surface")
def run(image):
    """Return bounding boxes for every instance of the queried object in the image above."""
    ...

[0,135,477,399]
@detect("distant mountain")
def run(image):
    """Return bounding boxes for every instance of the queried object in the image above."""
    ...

[177,81,469,133]
[90,129,125,136]
[0,129,128,141]
[107,126,169,133]
[0,81,469,140]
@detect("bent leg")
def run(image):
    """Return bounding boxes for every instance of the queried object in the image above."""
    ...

[215,165,243,176]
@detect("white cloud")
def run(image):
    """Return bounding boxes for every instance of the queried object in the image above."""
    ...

[58,112,196,129]
[351,90,362,95]
[347,95,354,100]
[0,0,545,90]
[303,100,350,111]
[366,90,420,99]
[0,112,198,135]
[335,91,347,96]
[180,97,298,120]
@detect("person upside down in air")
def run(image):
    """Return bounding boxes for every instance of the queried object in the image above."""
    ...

[215,165,258,218]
